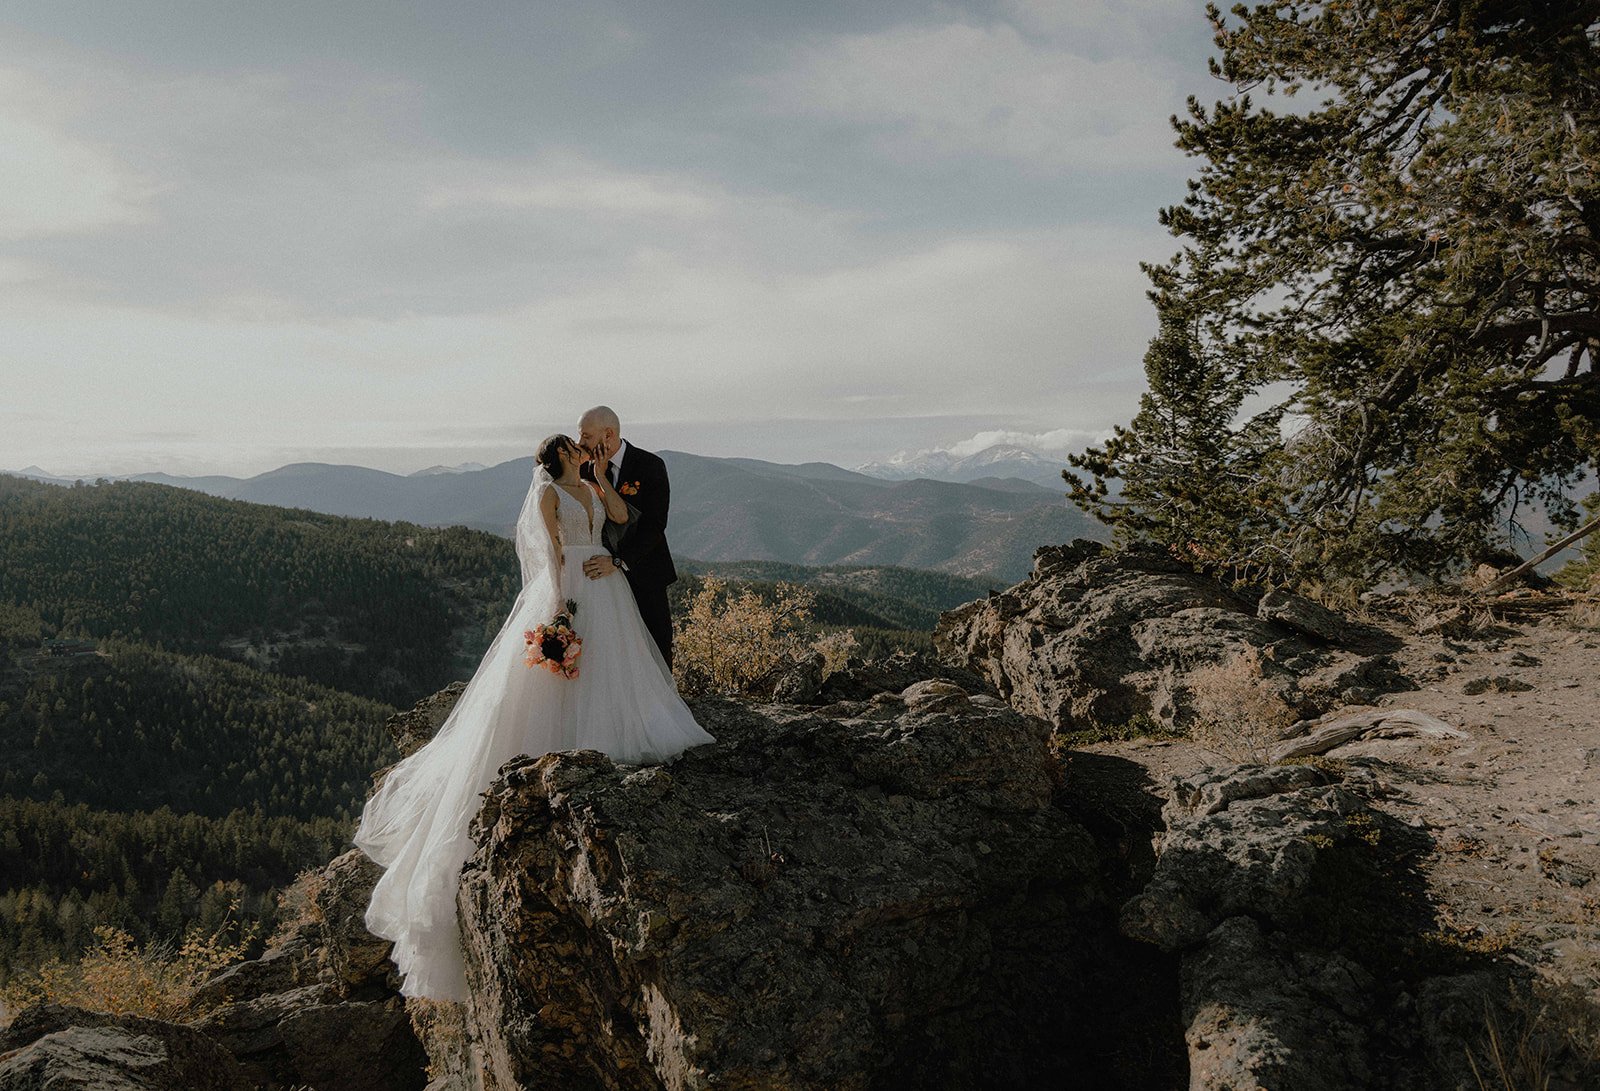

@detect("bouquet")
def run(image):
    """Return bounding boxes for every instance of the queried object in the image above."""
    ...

[524,599,582,678]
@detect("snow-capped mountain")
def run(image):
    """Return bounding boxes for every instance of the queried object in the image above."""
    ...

[409,462,488,477]
[857,444,1066,489]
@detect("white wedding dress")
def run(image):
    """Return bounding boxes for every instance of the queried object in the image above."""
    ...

[352,466,715,1001]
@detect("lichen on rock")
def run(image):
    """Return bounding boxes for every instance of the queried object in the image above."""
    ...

[450,690,1126,1090]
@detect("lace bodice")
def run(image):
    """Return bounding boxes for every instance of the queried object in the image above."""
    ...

[553,483,601,549]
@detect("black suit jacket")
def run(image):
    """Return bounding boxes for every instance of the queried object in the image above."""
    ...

[581,442,677,588]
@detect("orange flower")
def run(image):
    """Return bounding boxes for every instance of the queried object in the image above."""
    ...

[620,480,641,496]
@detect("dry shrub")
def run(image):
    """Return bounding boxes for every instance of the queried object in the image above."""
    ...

[1386,589,1497,637]
[406,996,471,1085]
[673,575,856,698]
[1468,999,1553,1091]
[812,629,859,677]
[1456,960,1600,1089]
[1463,979,1600,1091]
[264,866,327,948]
[1186,647,1297,763]
[1565,597,1600,632]
[0,902,258,1023]
[1387,593,1441,632]
[1294,577,1362,615]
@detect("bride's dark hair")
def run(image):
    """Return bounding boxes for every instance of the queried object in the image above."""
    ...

[536,434,573,478]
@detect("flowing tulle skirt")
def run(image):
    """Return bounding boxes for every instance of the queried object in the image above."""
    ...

[352,543,714,1000]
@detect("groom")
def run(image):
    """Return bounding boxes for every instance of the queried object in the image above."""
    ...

[576,405,678,669]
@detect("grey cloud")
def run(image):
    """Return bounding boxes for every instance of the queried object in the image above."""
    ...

[0,1,1217,474]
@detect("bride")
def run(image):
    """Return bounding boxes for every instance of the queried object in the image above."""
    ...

[352,433,716,1001]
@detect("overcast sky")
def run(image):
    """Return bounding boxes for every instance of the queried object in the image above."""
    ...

[1,1,1221,477]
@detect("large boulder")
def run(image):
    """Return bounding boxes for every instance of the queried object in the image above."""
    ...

[188,982,425,1091]
[1117,762,1536,1091]
[1120,764,1368,951]
[381,680,469,758]
[179,849,428,1090]
[0,1003,252,1091]
[450,688,1121,1090]
[810,651,991,705]
[935,539,1407,731]
[1119,765,1383,1089]
[315,849,405,994]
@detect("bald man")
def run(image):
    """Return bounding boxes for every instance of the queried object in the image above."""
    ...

[576,405,678,669]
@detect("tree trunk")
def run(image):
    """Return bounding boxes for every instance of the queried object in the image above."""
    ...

[1479,512,1600,595]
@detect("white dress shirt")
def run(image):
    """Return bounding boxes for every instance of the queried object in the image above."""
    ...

[605,438,628,485]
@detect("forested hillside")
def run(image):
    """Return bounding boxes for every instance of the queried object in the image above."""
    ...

[0,794,351,975]
[0,639,397,822]
[0,473,518,707]
[0,631,399,971]
[0,475,470,973]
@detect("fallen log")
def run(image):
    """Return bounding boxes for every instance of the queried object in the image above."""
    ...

[1272,707,1468,762]
[1479,513,1600,596]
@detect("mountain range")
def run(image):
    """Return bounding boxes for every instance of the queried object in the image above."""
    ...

[8,453,1099,582]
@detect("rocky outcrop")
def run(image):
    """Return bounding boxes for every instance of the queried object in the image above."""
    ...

[448,685,1153,1090]
[383,680,469,757]
[29,550,1585,1091]
[766,650,990,707]
[189,983,424,1091]
[1118,764,1385,1089]
[935,539,1408,731]
[173,850,427,1091]
[0,1003,253,1090]
[1120,763,1367,952]
[1119,762,1541,1091]
[811,651,991,705]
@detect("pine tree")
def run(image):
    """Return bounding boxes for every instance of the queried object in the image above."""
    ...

[1070,0,1600,587]
[1068,305,1286,574]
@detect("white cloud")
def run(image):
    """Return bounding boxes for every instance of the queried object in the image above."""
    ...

[0,222,1155,473]
[944,427,1106,458]
[0,9,1198,476]
[0,69,152,238]
[0,54,878,320]
[1002,0,1208,53]
[759,20,1187,170]
[423,157,719,220]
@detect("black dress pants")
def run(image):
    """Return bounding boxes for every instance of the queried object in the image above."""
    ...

[628,574,674,671]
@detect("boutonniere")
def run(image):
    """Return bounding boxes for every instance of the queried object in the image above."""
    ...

[619,480,641,496]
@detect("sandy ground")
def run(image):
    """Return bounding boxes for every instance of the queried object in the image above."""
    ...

[1084,595,1600,1005]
